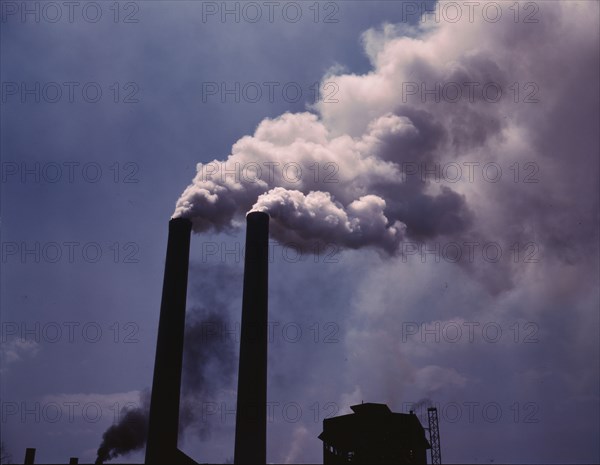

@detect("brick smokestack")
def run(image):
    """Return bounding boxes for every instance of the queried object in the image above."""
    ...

[145,218,192,464]
[234,211,269,464]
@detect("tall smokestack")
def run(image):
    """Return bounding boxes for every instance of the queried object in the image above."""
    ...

[234,212,269,464]
[145,218,193,464]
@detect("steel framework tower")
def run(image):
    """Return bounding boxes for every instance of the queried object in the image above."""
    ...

[427,407,441,465]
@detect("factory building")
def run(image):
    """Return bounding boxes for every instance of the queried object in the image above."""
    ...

[318,403,431,464]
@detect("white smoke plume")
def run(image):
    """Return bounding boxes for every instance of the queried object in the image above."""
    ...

[251,188,405,254]
[172,109,468,254]
[172,111,417,253]
[174,1,597,265]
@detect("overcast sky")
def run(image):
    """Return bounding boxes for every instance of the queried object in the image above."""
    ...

[1,1,599,463]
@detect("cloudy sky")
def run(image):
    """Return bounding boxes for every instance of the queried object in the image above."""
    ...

[1,1,599,463]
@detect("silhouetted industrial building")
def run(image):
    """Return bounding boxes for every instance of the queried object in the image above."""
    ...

[318,403,431,464]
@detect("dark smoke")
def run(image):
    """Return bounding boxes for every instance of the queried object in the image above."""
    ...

[95,264,239,462]
[95,390,150,464]
[179,308,237,437]
[180,263,240,438]
[409,398,434,426]
[412,397,433,411]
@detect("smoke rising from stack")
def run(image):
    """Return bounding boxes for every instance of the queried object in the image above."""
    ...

[180,309,237,437]
[95,391,150,464]
[412,397,433,412]
[172,111,471,255]
[251,188,405,254]
[95,305,237,463]
[171,1,598,298]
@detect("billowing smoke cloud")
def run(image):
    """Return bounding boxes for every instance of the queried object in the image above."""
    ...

[251,187,405,253]
[95,390,150,464]
[172,109,471,254]
[174,0,597,296]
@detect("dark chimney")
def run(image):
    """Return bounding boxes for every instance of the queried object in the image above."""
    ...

[24,448,36,465]
[145,218,192,464]
[234,212,269,464]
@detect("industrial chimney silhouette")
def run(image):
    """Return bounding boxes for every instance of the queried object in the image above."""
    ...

[145,218,195,464]
[234,211,270,464]
[145,214,269,464]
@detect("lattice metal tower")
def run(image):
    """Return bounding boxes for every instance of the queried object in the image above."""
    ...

[427,407,441,465]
